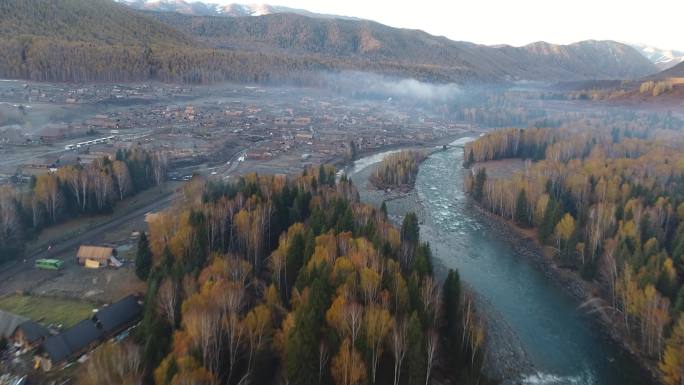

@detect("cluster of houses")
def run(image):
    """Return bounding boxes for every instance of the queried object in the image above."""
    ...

[0,295,143,372]
[0,82,191,106]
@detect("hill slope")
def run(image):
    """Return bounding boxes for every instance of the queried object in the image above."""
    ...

[0,0,336,83]
[656,62,684,78]
[0,0,191,45]
[0,0,660,84]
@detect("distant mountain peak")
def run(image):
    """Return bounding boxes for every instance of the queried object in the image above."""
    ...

[116,0,358,20]
[629,43,684,71]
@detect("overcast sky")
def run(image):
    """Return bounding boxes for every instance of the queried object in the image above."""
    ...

[251,0,683,51]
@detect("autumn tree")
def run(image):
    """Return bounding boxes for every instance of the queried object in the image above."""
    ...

[660,317,684,385]
[363,305,394,383]
[34,174,62,223]
[112,160,132,200]
[77,342,143,385]
[331,337,367,385]
[390,317,408,385]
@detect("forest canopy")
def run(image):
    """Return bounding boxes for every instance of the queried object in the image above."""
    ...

[80,168,490,385]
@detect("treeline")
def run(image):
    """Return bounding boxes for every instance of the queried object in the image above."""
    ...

[0,147,167,263]
[370,151,427,190]
[462,127,559,167]
[639,81,674,97]
[78,166,490,385]
[0,37,336,84]
[464,127,684,384]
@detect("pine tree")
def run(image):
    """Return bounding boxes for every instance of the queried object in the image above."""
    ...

[286,232,305,294]
[413,242,433,278]
[539,198,561,244]
[472,168,487,202]
[135,232,152,280]
[515,189,529,227]
[401,213,420,246]
[674,287,684,314]
[285,276,330,385]
[442,269,461,340]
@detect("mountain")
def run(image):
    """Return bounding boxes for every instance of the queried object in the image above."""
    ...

[630,43,684,71]
[0,0,659,84]
[145,12,658,82]
[116,0,358,19]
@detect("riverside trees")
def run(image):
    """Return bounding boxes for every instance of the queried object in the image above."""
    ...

[370,151,427,190]
[464,126,684,382]
[125,168,487,385]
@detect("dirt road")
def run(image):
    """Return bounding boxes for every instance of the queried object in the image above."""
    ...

[0,190,175,296]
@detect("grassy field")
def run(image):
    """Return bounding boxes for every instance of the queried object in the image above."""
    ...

[0,294,95,328]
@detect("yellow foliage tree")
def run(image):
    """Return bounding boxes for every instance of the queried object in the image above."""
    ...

[331,337,367,385]
[660,317,684,385]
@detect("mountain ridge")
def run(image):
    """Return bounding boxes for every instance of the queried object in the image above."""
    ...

[116,0,360,20]
[145,11,657,82]
[0,0,659,84]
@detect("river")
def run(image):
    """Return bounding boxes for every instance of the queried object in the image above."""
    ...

[348,138,656,385]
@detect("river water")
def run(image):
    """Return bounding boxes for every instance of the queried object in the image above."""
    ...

[349,138,656,385]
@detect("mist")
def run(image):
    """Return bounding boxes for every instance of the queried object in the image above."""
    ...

[320,71,463,103]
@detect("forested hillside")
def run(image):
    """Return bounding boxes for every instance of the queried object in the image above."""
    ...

[0,0,336,83]
[0,0,190,45]
[75,168,489,385]
[464,127,684,384]
[0,0,658,84]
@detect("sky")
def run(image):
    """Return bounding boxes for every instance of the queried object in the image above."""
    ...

[244,0,684,51]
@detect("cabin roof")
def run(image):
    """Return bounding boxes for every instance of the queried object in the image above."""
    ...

[0,310,28,339]
[41,319,103,363]
[93,295,142,334]
[15,320,51,343]
[76,245,114,260]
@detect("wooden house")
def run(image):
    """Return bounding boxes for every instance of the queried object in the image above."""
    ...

[76,245,118,268]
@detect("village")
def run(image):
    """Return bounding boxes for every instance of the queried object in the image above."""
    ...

[0,80,474,185]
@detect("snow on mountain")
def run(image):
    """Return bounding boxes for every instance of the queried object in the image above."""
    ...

[630,43,684,71]
[116,0,357,20]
